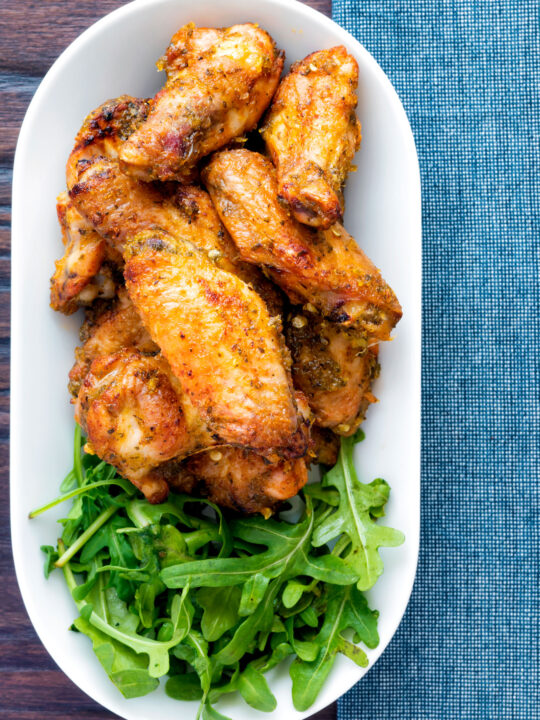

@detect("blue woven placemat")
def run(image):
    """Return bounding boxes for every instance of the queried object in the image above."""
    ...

[333,2,539,719]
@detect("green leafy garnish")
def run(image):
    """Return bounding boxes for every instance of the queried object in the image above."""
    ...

[33,424,403,715]
[313,435,405,590]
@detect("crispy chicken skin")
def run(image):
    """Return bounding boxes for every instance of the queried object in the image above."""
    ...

[124,229,303,456]
[76,350,213,503]
[167,449,308,515]
[119,23,284,182]
[50,193,114,314]
[68,289,158,396]
[261,46,361,229]
[285,312,380,434]
[203,149,401,337]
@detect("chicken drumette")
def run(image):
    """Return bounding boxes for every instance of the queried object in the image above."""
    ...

[119,23,284,181]
[261,46,361,229]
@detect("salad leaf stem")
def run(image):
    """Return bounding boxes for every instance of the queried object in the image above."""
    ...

[29,479,134,518]
[73,423,84,487]
[55,504,118,567]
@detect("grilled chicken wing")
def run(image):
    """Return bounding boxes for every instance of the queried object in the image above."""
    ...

[285,311,380,434]
[203,149,401,338]
[76,350,213,503]
[167,448,308,515]
[124,229,304,457]
[119,23,284,182]
[67,98,283,311]
[50,193,115,314]
[261,46,361,229]
[76,348,309,512]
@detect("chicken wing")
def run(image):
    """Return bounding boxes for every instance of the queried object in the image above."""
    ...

[124,229,304,457]
[203,149,401,338]
[50,193,115,314]
[119,23,283,182]
[261,46,361,229]
[167,448,308,515]
[67,99,282,309]
[75,350,213,503]
[76,348,309,512]
[285,310,380,434]
[68,288,158,396]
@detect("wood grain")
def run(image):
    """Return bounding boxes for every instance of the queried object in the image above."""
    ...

[2,1,336,719]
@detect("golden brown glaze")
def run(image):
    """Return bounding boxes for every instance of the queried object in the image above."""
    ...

[119,24,284,181]
[167,448,308,515]
[203,149,401,338]
[262,46,361,228]
[286,311,380,434]
[124,229,303,457]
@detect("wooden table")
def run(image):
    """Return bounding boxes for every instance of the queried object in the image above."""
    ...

[1,1,336,718]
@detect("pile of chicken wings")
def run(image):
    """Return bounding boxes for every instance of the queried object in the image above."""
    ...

[50,23,401,515]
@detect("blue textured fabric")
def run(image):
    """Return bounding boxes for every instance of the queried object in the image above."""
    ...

[332,2,539,719]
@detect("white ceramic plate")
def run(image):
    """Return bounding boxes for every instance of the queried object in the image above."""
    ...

[11,1,421,718]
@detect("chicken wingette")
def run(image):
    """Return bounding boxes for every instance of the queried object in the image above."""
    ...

[261,46,361,229]
[124,229,305,457]
[76,350,210,503]
[203,149,402,338]
[119,23,284,181]
[167,448,308,515]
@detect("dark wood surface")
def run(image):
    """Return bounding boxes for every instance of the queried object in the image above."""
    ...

[1,1,336,719]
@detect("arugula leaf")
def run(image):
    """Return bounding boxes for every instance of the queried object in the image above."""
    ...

[62,556,186,678]
[161,497,358,594]
[290,584,379,711]
[40,545,59,578]
[73,616,159,698]
[80,514,138,600]
[312,436,404,591]
[197,586,242,641]
[237,664,277,712]
[166,672,204,700]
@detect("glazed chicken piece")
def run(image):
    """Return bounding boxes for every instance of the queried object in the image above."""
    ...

[285,311,380,434]
[167,448,308,515]
[76,350,214,503]
[50,193,116,314]
[119,23,284,182]
[76,348,309,512]
[67,98,283,312]
[124,229,304,457]
[261,46,361,229]
[68,288,158,396]
[203,149,401,338]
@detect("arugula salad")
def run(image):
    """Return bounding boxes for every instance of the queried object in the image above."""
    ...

[32,426,403,718]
